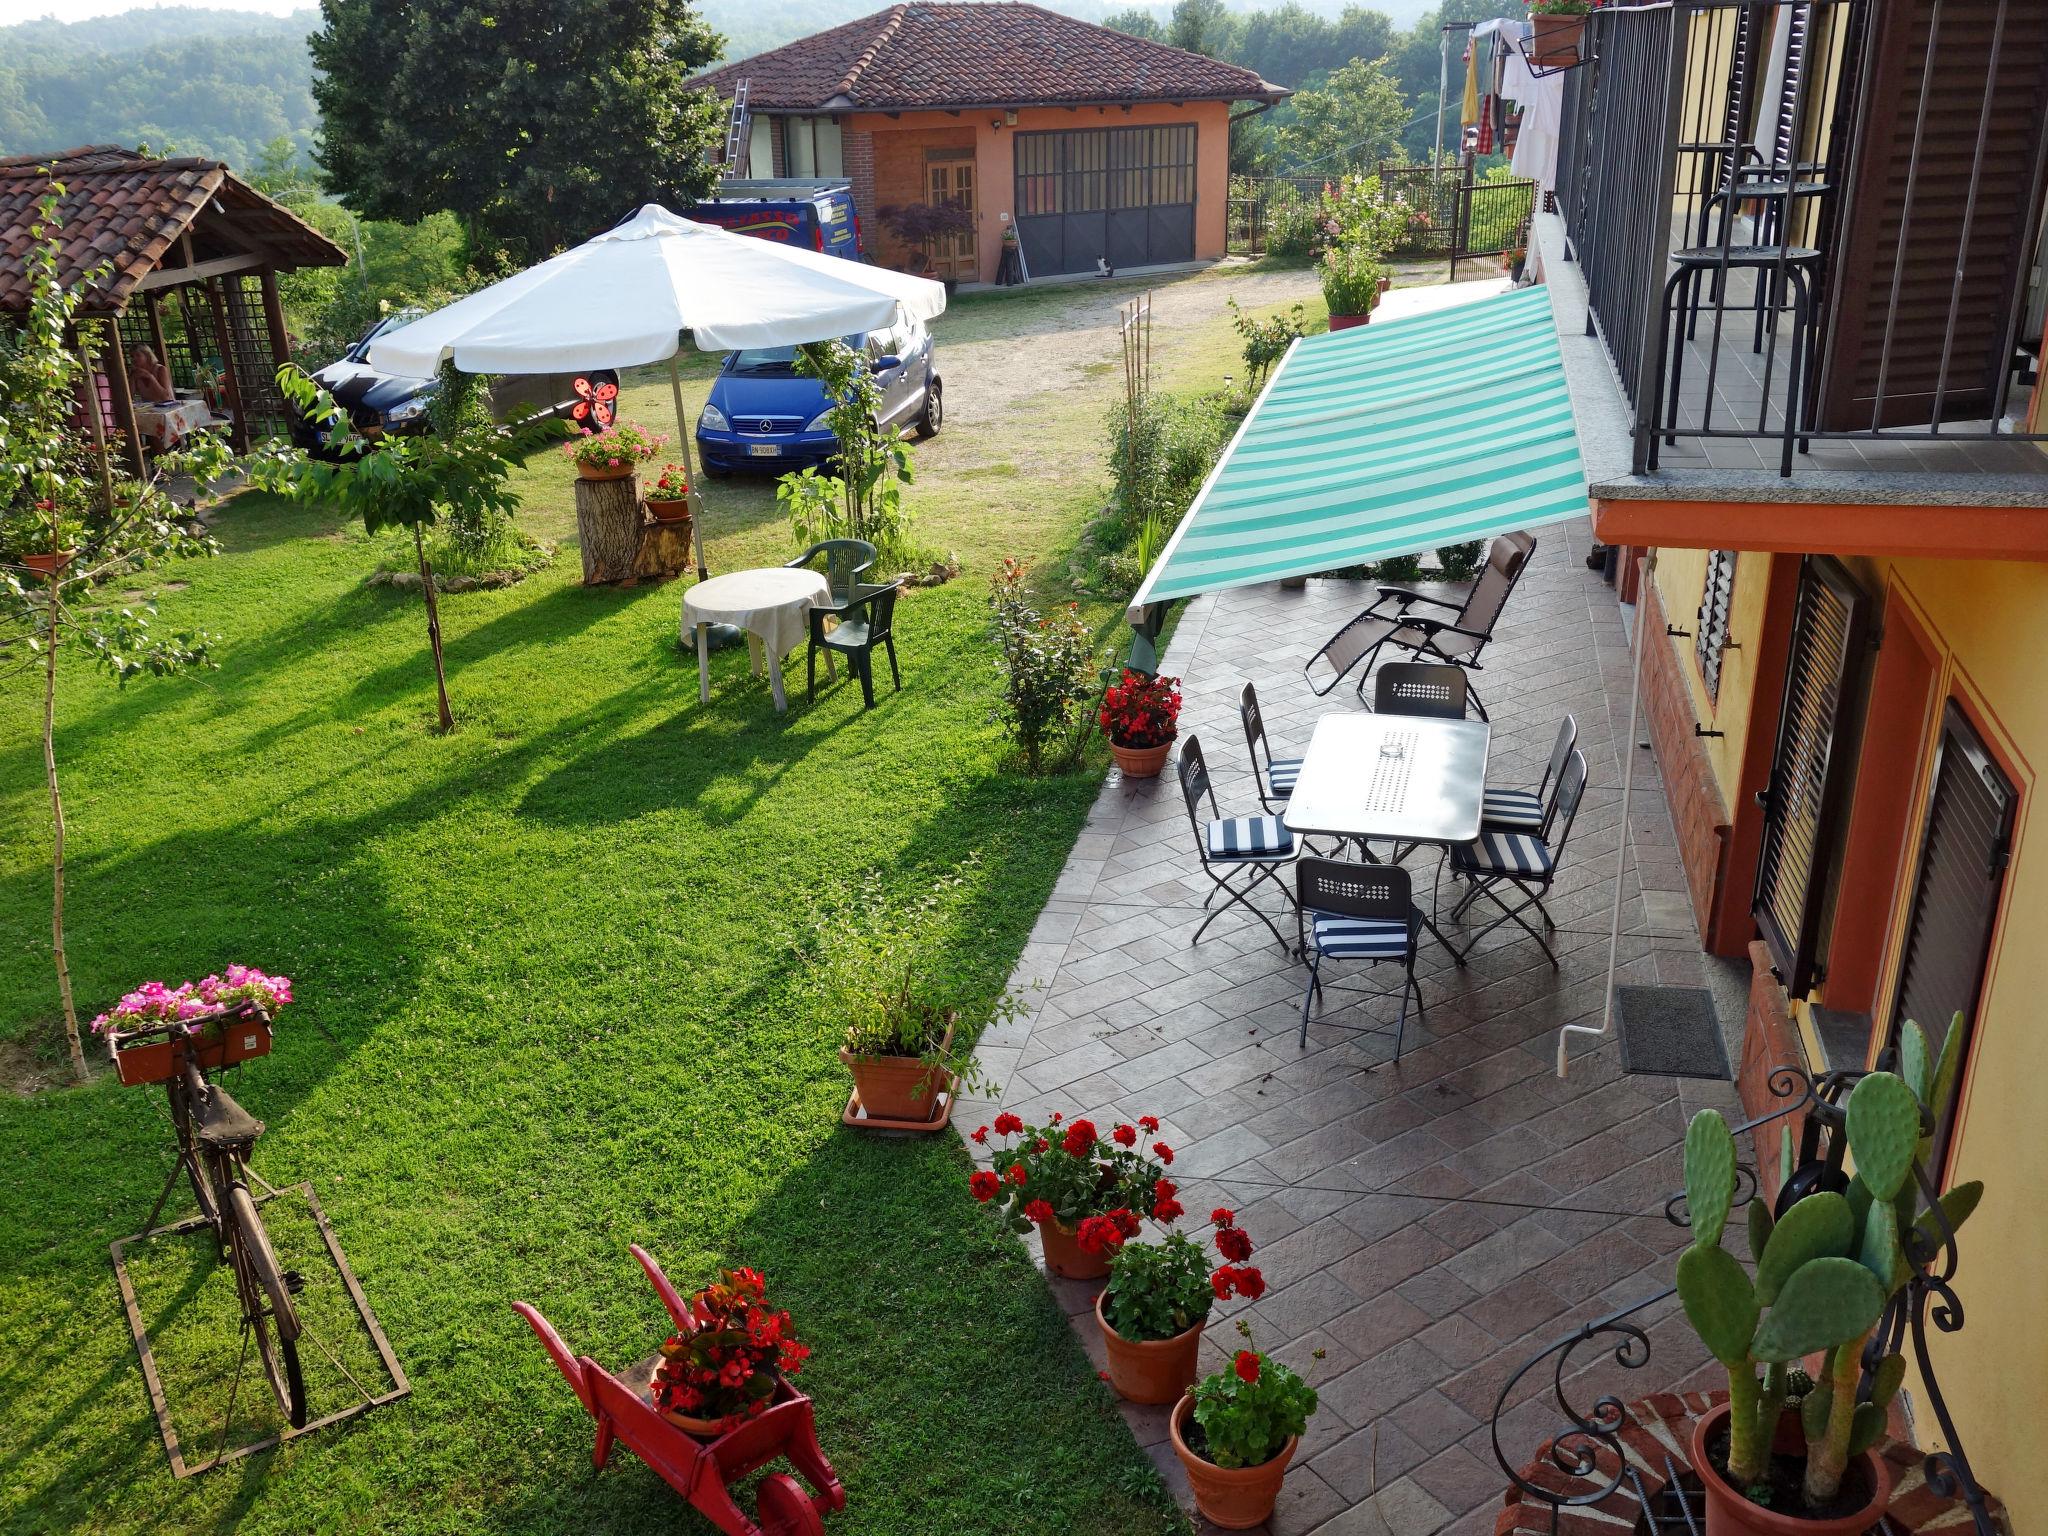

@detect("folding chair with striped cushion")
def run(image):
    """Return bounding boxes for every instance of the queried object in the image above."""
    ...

[1240,682,1305,814]
[1179,734,1297,950]
[1438,750,1588,967]
[1481,715,1577,835]
[1294,857,1422,1056]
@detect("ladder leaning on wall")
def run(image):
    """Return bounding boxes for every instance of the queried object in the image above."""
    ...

[723,79,753,175]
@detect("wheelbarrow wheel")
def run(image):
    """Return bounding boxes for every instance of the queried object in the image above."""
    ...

[756,1473,823,1536]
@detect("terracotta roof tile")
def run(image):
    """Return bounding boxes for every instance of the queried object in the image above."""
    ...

[696,2,1287,112]
[0,145,346,314]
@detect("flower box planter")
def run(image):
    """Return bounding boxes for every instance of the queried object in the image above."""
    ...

[1109,739,1173,778]
[1169,1394,1297,1529]
[1036,1216,1111,1280]
[839,1022,955,1131]
[1095,1291,1203,1404]
[1530,12,1587,69]
[106,1005,272,1086]
[1690,1401,1891,1536]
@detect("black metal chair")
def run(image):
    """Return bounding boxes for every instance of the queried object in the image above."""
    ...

[1178,734,1297,950]
[1239,682,1303,815]
[1304,531,1535,719]
[1438,749,1588,968]
[806,580,901,708]
[1481,714,1577,836]
[1373,663,1469,719]
[786,539,877,612]
[1294,857,1423,1058]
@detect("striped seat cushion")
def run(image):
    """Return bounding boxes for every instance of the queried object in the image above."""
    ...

[1205,815,1294,860]
[1265,757,1305,797]
[1480,787,1545,831]
[1452,828,1555,878]
[1310,912,1411,959]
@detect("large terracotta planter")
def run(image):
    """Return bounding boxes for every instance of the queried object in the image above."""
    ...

[840,1022,953,1123]
[644,497,692,526]
[1095,1292,1203,1404]
[1110,739,1173,779]
[577,460,636,482]
[1036,1217,1111,1280]
[1689,1402,1891,1536]
[1169,1394,1296,1530]
[1530,11,1587,69]
[19,549,75,576]
[1328,313,1371,331]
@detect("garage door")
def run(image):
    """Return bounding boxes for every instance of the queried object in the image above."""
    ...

[1014,125,1197,278]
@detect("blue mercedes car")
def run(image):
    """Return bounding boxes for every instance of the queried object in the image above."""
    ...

[695,317,942,475]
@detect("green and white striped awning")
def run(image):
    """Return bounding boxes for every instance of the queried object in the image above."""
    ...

[1127,284,1589,620]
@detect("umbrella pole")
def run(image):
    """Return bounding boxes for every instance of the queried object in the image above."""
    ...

[669,354,709,583]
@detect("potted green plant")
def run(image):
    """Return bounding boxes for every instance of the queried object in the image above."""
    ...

[1098,666,1182,778]
[1317,242,1389,331]
[649,1267,811,1436]
[1170,1320,1321,1529]
[878,199,977,278]
[1528,0,1596,69]
[968,1112,1174,1279]
[1674,1018,1978,1535]
[644,462,693,524]
[1096,1205,1265,1403]
[562,421,665,481]
[1,498,87,575]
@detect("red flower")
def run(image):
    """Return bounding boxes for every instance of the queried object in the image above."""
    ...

[1112,1123,1138,1147]
[1076,1214,1129,1255]
[1024,1198,1054,1224]
[1033,1137,1050,1153]
[1152,1142,1175,1165]
[1061,1118,1099,1157]
[969,1170,1001,1203]
[1234,1350,1261,1384]
[1152,1196,1185,1223]
[1048,1112,1063,1125]
[1005,1162,1028,1186]
[1217,1226,1254,1263]
[993,1112,1024,1136]
[971,1125,989,1144]
[1138,1115,1160,1133]
[1155,1178,1177,1203]
[1111,1207,1142,1239]
[1211,1208,1236,1229]
[1212,1265,1239,1300]
[1233,1267,1267,1300]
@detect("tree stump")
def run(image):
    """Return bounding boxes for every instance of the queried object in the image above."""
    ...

[574,473,643,585]
[632,518,694,582]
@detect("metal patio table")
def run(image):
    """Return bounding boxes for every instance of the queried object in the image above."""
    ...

[1283,711,1491,956]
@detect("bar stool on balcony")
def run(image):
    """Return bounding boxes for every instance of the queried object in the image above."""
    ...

[1690,172,1832,350]
[1649,242,1820,476]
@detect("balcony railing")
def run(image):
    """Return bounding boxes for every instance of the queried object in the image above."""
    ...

[1552,0,2048,476]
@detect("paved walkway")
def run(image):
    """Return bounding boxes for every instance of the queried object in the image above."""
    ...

[963,524,1747,1535]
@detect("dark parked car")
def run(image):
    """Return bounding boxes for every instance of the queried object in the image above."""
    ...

[293,309,436,450]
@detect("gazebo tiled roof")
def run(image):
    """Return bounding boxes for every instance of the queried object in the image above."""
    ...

[0,145,346,314]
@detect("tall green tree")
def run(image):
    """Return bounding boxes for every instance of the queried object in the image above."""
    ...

[1166,0,1237,58]
[1277,55,1408,172]
[309,0,728,269]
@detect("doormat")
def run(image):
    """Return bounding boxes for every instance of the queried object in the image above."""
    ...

[1616,985,1732,1080]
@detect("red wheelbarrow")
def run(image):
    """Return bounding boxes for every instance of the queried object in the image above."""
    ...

[512,1244,846,1536]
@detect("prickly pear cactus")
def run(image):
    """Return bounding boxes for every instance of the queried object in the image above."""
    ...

[1858,1189,1909,1294]
[1685,1108,1738,1250]
[1676,1243,1758,1366]
[1756,1191,1853,1304]
[1845,1071,1920,1201]
[1751,1256,1885,1362]
[1898,1019,1931,1106]
[1915,1179,1983,1250]
[1747,1196,1774,1265]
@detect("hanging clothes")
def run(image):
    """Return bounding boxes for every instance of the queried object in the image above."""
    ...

[1460,38,1481,135]
[1496,19,1563,194]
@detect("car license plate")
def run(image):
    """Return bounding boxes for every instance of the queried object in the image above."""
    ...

[748,443,780,457]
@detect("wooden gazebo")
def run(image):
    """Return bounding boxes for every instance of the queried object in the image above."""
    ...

[0,145,348,474]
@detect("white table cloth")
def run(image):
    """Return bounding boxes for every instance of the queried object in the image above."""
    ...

[132,398,215,449]
[681,567,830,711]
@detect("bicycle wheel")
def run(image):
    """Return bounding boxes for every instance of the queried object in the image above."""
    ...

[226,1184,308,1428]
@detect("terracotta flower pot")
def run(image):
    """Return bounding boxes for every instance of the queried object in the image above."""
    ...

[577,460,636,481]
[1169,1394,1296,1530]
[1530,11,1587,69]
[1110,739,1173,778]
[19,549,75,575]
[644,496,692,524]
[1095,1292,1204,1404]
[839,1022,954,1123]
[1037,1216,1111,1280]
[1689,1401,1891,1536]
[1329,313,1370,331]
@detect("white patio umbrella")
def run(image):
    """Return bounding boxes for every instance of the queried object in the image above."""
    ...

[368,204,948,578]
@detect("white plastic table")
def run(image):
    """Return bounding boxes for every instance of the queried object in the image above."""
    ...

[681,567,830,712]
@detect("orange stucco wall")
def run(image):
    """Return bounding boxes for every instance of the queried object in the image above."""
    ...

[847,100,1233,283]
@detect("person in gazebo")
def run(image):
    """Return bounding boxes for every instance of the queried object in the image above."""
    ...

[131,344,176,403]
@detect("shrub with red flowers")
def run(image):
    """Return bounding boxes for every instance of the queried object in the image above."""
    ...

[1098,667,1183,750]
[1188,1319,1322,1469]
[649,1268,811,1432]
[966,1114,1170,1234]
[1103,1206,1266,1344]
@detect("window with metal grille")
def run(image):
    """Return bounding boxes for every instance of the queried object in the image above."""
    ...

[1013,125,1196,218]
[1695,549,1737,702]
[1888,703,2013,1174]
[1752,557,1868,995]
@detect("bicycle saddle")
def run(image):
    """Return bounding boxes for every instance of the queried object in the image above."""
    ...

[192,1081,265,1149]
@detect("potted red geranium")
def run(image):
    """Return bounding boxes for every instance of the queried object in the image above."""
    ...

[1171,1320,1323,1529]
[967,1112,1175,1279]
[649,1267,811,1436]
[1099,667,1182,779]
[1096,1205,1266,1404]
[644,462,693,525]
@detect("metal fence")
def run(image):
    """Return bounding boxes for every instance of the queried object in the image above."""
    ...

[1228,162,1535,272]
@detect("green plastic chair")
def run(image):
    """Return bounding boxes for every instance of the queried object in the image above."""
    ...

[807,580,902,708]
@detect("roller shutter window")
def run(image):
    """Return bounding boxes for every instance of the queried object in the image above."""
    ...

[1696,549,1737,703]
[1888,704,2014,1173]
[1752,556,1868,995]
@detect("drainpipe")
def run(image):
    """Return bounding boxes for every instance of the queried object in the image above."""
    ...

[1558,546,1653,1078]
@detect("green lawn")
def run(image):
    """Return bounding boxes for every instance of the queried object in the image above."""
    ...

[0,270,1321,1535]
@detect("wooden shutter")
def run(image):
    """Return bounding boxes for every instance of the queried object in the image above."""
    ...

[1763,4,1810,174]
[1752,557,1868,995]
[1815,0,2048,430]
[1888,705,2014,1170]
[1696,550,1738,703]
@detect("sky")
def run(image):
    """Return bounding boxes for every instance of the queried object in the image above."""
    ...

[0,0,303,21]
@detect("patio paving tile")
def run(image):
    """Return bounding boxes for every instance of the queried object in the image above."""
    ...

[971,524,1738,1532]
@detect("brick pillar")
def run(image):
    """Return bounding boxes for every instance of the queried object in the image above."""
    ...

[843,129,877,255]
